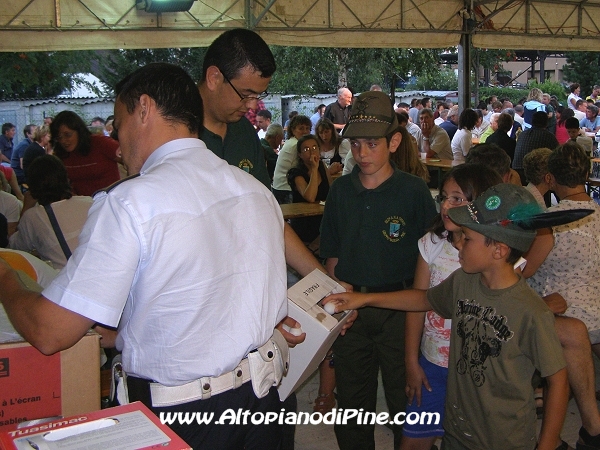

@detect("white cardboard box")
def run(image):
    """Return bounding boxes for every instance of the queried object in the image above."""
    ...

[278,269,352,400]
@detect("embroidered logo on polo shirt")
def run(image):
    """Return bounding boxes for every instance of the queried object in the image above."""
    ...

[239,159,253,173]
[383,216,406,242]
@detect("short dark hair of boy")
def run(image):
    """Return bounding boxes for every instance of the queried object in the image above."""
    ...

[27,155,73,206]
[548,142,590,188]
[496,113,513,133]
[531,111,549,128]
[420,98,430,107]
[484,236,524,265]
[465,143,511,178]
[523,148,552,185]
[257,109,272,120]
[565,117,580,130]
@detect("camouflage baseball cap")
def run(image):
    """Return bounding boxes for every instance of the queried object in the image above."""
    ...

[448,184,541,252]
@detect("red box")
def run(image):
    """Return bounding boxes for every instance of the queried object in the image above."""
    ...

[0,402,191,450]
[0,333,100,431]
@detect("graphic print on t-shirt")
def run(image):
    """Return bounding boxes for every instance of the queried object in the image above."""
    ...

[455,298,514,387]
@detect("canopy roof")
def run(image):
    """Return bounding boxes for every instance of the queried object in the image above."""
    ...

[2,0,600,52]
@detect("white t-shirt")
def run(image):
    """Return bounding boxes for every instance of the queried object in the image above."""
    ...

[418,233,460,367]
[451,128,472,162]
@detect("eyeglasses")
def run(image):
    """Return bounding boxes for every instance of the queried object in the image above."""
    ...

[434,194,467,206]
[301,145,319,153]
[221,71,269,103]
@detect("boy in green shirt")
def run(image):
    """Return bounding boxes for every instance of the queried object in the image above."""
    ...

[320,91,437,449]
[326,184,570,450]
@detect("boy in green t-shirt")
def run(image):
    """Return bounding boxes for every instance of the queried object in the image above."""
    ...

[326,183,572,450]
[319,91,437,449]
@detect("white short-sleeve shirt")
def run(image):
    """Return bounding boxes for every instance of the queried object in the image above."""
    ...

[43,139,287,385]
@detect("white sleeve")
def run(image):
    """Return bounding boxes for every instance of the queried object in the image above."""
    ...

[42,194,141,327]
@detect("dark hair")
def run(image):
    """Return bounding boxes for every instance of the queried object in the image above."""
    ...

[548,142,590,188]
[531,111,549,128]
[23,124,36,138]
[315,104,326,112]
[296,134,319,155]
[496,113,513,132]
[587,104,599,117]
[315,118,342,151]
[2,123,15,135]
[570,83,580,93]
[466,143,511,177]
[420,98,430,107]
[202,28,276,81]
[90,116,105,125]
[565,117,581,130]
[115,63,203,136]
[50,111,92,158]
[286,115,311,140]
[396,111,409,126]
[557,107,574,127]
[429,163,503,241]
[458,108,478,130]
[484,236,524,265]
[389,126,429,182]
[27,155,72,205]
[257,109,272,120]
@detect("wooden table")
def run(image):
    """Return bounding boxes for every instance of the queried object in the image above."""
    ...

[423,158,463,189]
[280,202,325,219]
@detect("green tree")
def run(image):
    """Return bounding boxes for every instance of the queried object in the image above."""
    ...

[408,68,458,90]
[563,52,600,97]
[269,47,442,94]
[0,51,94,100]
[93,48,208,94]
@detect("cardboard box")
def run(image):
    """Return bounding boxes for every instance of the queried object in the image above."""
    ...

[0,333,100,431]
[278,269,352,400]
[0,402,191,450]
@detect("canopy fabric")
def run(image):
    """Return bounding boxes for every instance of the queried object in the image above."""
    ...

[1,0,600,51]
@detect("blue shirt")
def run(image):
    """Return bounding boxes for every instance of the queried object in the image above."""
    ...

[580,116,600,131]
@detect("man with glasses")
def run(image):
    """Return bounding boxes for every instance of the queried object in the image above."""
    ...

[199,29,272,188]
[198,30,356,449]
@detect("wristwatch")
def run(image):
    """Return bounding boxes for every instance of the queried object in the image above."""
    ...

[422,137,429,141]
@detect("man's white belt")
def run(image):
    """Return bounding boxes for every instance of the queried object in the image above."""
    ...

[149,358,251,407]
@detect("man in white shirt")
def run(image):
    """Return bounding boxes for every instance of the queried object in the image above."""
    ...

[256,109,271,139]
[0,62,299,450]
[418,108,452,159]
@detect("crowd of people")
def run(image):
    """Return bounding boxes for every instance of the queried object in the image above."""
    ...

[1,28,600,450]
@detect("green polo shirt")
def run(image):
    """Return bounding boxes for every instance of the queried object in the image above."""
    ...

[201,117,271,188]
[320,165,437,287]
